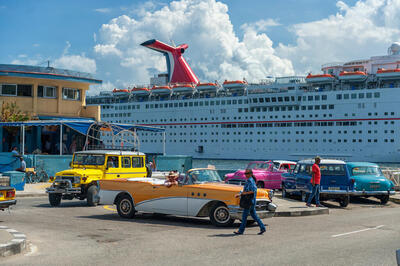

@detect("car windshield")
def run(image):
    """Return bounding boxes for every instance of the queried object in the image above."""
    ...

[73,154,105,166]
[247,162,270,169]
[187,169,223,184]
[351,166,382,176]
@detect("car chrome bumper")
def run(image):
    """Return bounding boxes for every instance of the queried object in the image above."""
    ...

[229,202,277,220]
[46,180,81,194]
[350,190,396,196]
[0,199,17,209]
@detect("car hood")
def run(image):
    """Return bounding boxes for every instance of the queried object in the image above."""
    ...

[56,169,103,177]
[228,169,267,179]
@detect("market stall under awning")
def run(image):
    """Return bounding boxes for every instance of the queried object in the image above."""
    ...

[0,120,166,155]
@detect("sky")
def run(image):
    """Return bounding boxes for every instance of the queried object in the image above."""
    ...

[1,0,400,95]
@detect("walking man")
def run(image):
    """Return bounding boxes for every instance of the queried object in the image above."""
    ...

[306,156,323,207]
[234,169,266,235]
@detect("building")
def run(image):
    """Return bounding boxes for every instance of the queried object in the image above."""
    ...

[0,64,102,153]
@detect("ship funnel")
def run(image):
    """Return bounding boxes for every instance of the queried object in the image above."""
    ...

[141,39,199,84]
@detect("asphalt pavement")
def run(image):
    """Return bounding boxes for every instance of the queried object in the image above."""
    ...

[1,195,399,265]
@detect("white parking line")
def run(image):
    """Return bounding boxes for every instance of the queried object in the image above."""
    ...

[331,225,384,238]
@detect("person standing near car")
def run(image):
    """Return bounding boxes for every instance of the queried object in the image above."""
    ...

[306,156,323,207]
[234,169,266,235]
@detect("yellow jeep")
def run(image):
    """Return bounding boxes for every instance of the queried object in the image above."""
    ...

[46,150,149,206]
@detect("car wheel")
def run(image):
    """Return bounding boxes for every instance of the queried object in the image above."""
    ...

[117,195,136,218]
[301,191,307,202]
[209,203,234,227]
[49,193,62,207]
[256,181,264,188]
[87,185,99,207]
[339,195,349,207]
[282,184,288,198]
[379,195,389,205]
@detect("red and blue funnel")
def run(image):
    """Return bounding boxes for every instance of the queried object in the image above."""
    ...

[141,39,199,84]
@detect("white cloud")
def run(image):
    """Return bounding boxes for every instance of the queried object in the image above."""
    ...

[277,0,400,74]
[93,0,294,87]
[54,54,96,73]
[87,81,115,96]
[11,58,41,66]
[94,8,112,13]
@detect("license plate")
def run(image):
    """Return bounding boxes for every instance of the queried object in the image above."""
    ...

[370,184,380,189]
[328,187,340,190]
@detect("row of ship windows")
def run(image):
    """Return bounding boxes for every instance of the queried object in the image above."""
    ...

[238,104,334,113]
[336,92,380,100]
[103,128,396,138]
[98,90,382,111]
[123,138,396,143]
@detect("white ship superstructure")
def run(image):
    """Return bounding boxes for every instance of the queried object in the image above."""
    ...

[87,42,400,162]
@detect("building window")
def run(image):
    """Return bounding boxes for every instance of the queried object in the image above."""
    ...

[62,88,81,100]
[1,84,17,96]
[38,85,57,98]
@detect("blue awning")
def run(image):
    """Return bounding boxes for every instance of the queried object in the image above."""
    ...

[0,120,165,135]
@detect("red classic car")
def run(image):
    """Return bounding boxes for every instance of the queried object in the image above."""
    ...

[225,160,296,189]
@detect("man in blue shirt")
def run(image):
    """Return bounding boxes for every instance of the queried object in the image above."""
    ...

[234,169,266,235]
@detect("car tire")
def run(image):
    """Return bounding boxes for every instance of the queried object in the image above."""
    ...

[87,185,99,207]
[49,193,62,207]
[256,181,264,188]
[379,195,389,205]
[282,184,288,198]
[301,191,307,202]
[117,195,136,218]
[339,195,350,207]
[209,203,234,227]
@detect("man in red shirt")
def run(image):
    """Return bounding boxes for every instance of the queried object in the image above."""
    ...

[306,156,323,207]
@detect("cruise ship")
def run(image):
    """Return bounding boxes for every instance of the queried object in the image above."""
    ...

[87,40,400,162]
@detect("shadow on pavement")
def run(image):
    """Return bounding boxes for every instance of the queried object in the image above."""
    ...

[75,212,241,230]
[34,201,92,208]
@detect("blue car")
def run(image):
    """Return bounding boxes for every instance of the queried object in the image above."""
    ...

[282,159,355,207]
[346,162,395,204]
[282,159,396,207]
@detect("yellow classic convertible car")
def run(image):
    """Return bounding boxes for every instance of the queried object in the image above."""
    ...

[99,168,277,227]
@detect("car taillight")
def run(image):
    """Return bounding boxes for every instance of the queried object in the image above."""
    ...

[6,190,15,198]
[351,178,355,184]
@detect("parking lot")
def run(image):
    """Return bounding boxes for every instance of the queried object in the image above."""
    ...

[1,196,399,266]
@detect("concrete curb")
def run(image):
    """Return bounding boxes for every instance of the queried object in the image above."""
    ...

[0,226,26,257]
[16,193,47,198]
[389,197,400,204]
[274,208,329,217]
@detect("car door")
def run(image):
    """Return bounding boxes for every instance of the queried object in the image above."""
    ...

[105,156,121,179]
[296,164,311,191]
[284,164,298,191]
[151,183,188,216]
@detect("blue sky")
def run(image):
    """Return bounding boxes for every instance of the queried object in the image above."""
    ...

[0,0,397,93]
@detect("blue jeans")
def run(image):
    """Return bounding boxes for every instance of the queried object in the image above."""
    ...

[238,204,266,233]
[307,184,320,205]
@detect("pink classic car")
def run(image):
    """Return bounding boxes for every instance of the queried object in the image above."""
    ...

[225,160,296,189]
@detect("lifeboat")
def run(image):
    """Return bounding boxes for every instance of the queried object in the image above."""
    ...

[196,82,218,92]
[222,80,247,91]
[112,88,130,96]
[305,73,335,83]
[376,68,400,79]
[131,87,150,96]
[338,71,367,81]
[171,84,195,94]
[151,85,172,95]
